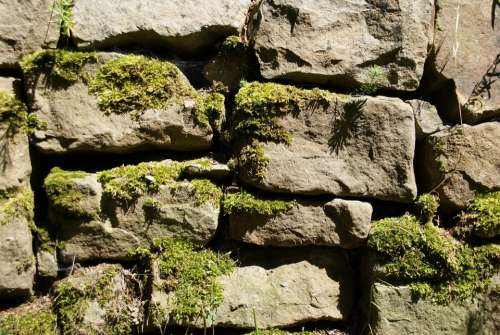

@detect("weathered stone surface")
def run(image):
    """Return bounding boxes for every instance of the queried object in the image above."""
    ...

[32,52,215,154]
[421,121,500,212]
[240,96,417,202]
[371,282,500,335]
[0,0,59,68]
[214,248,354,328]
[72,0,251,54]
[182,160,231,180]
[36,249,58,278]
[0,77,17,93]
[407,99,446,140]
[47,160,221,263]
[0,200,35,300]
[430,0,500,124]
[253,0,434,91]
[229,198,372,248]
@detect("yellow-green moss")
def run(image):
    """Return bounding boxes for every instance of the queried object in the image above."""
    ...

[44,167,90,217]
[194,91,225,128]
[456,191,500,238]
[223,191,296,216]
[220,35,248,56]
[368,215,500,304]
[0,188,34,226]
[54,264,135,335]
[0,304,58,335]
[21,49,96,86]
[132,238,235,325]
[415,193,439,223]
[239,141,269,181]
[0,90,45,136]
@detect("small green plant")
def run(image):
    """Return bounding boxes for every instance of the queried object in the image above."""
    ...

[52,0,75,37]
[223,191,296,216]
[132,238,235,327]
[415,193,439,223]
[357,65,384,95]
[455,191,500,238]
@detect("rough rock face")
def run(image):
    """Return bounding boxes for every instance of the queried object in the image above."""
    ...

[36,250,58,278]
[213,248,354,328]
[31,52,216,154]
[46,160,222,263]
[421,121,500,212]
[240,95,417,202]
[0,0,59,68]
[407,99,445,140]
[431,0,500,124]
[371,283,500,335]
[72,0,251,54]
[229,198,372,248]
[253,0,435,91]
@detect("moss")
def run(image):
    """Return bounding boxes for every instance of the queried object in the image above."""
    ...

[368,215,500,304]
[0,303,58,335]
[54,264,135,335]
[0,188,34,226]
[455,191,500,238]
[21,49,96,86]
[415,193,439,223]
[132,238,235,325]
[194,91,225,128]
[187,179,223,207]
[223,191,297,216]
[44,167,90,218]
[239,141,269,181]
[220,35,248,56]
[0,90,45,136]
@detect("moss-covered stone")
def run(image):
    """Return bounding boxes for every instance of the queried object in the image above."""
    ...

[43,167,90,217]
[20,49,97,86]
[238,141,269,181]
[132,238,234,326]
[220,35,248,56]
[368,215,500,304]
[223,190,296,216]
[455,191,500,238]
[0,187,34,226]
[0,90,44,136]
[0,298,58,335]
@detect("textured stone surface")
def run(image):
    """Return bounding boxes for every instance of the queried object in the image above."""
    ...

[240,96,417,202]
[0,0,59,68]
[213,247,354,328]
[407,99,445,140]
[431,0,500,124]
[48,162,221,263]
[229,198,372,248]
[421,121,500,212]
[253,0,434,91]
[372,283,500,335]
[0,208,35,300]
[32,53,214,154]
[72,0,251,54]
[36,250,58,278]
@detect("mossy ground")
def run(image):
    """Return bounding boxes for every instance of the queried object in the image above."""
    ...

[455,191,500,238]
[223,190,296,216]
[0,299,58,335]
[44,167,90,218]
[0,188,34,226]
[131,238,234,326]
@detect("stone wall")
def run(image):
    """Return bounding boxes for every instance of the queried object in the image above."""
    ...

[0,1,498,334]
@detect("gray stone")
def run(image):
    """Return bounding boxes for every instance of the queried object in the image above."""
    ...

[47,161,221,263]
[229,198,372,249]
[430,0,500,124]
[252,0,434,91]
[420,121,500,212]
[371,283,500,335]
[406,99,446,140]
[0,77,17,93]
[0,0,59,68]
[182,160,231,180]
[36,249,58,278]
[32,53,215,154]
[72,0,251,55]
[240,96,417,202]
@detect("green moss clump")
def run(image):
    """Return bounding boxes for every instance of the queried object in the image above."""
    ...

[132,238,235,326]
[223,191,296,216]
[21,49,96,86]
[0,188,34,226]
[415,193,439,223]
[455,191,500,238]
[194,91,225,128]
[220,35,248,56]
[187,179,223,207]
[239,142,269,181]
[54,264,136,335]
[44,167,90,217]
[0,90,45,136]
[368,215,500,304]
[0,305,58,335]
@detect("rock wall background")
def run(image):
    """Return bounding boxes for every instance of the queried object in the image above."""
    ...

[0,0,499,334]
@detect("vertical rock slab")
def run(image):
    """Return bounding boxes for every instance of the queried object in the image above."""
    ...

[420,121,500,212]
[430,0,500,124]
[72,0,251,55]
[406,99,445,140]
[0,0,59,68]
[253,0,435,91]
